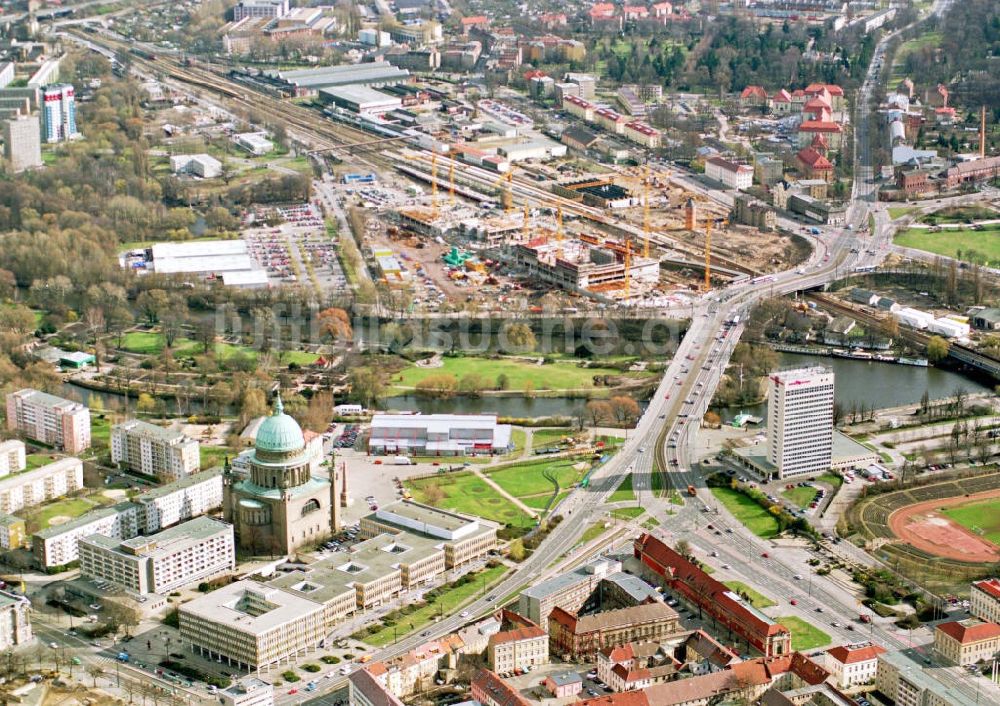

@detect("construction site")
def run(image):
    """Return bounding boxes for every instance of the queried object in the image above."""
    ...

[360,148,808,307]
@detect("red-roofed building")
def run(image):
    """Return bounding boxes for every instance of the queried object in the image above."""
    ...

[548,603,680,659]
[825,643,886,688]
[797,121,843,150]
[539,12,567,27]
[471,669,531,706]
[460,15,489,34]
[935,106,957,124]
[634,534,792,658]
[740,85,768,108]
[972,578,1000,624]
[652,2,672,16]
[597,641,679,692]
[623,5,649,20]
[487,612,548,675]
[589,2,622,29]
[771,89,793,114]
[623,121,661,148]
[803,96,832,122]
[934,619,1000,665]
[805,83,844,109]
[796,147,834,183]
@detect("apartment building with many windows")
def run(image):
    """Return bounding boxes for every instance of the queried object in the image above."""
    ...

[0,457,83,514]
[488,615,548,675]
[79,516,235,595]
[111,419,200,482]
[767,367,835,478]
[517,557,623,626]
[133,469,224,533]
[0,590,31,649]
[5,389,90,454]
[548,603,681,659]
[33,502,140,570]
[0,440,25,476]
[933,619,1000,666]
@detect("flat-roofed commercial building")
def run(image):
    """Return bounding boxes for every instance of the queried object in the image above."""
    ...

[359,501,497,568]
[0,440,25,477]
[79,516,235,595]
[219,676,274,706]
[0,457,83,514]
[0,590,31,649]
[876,649,981,706]
[335,533,440,608]
[268,62,410,97]
[368,413,512,456]
[320,86,402,117]
[180,580,326,671]
[5,389,90,454]
[112,419,200,482]
[146,240,261,277]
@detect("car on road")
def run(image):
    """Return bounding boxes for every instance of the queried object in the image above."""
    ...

[460,611,470,618]
[790,599,798,606]
[761,552,769,558]
[816,607,824,613]
[793,574,803,580]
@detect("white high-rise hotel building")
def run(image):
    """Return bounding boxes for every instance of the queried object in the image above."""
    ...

[767,366,834,478]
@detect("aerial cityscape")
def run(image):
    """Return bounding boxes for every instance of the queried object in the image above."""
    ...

[0,0,998,704]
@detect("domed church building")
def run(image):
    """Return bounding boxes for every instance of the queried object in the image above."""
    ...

[223,395,337,555]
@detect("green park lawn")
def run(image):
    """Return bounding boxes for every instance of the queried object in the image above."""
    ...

[405,472,534,529]
[942,498,1000,547]
[393,356,650,393]
[894,225,1000,264]
[119,331,317,365]
[888,207,917,220]
[724,581,776,609]
[781,485,817,509]
[581,522,609,544]
[610,474,636,503]
[200,446,235,470]
[710,487,780,538]
[530,427,575,449]
[778,616,832,651]
[357,564,507,646]
[28,497,99,529]
[25,453,59,470]
[611,506,645,520]
[487,458,590,498]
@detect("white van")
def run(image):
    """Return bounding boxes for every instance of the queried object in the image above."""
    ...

[393,456,413,465]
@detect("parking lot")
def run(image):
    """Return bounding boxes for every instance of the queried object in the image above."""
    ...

[244,202,346,291]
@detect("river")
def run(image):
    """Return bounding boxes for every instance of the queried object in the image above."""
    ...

[65,351,993,422]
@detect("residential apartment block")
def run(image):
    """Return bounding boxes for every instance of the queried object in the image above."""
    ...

[548,603,681,659]
[471,669,531,706]
[518,557,623,625]
[705,156,754,191]
[767,367,835,478]
[5,389,91,454]
[0,440,25,476]
[179,580,326,671]
[824,642,886,689]
[348,669,405,706]
[0,457,83,514]
[32,470,224,569]
[133,469,224,534]
[359,500,497,568]
[971,578,1000,624]
[79,516,235,595]
[111,419,200,482]
[33,502,140,570]
[933,619,1000,666]
[0,513,26,551]
[233,0,289,20]
[3,114,42,173]
[488,612,548,675]
[0,590,31,650]
[41,85,80,143]
[876,649,981,706]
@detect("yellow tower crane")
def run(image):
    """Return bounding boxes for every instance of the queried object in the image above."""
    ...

[430,151,439,217]
[704,219,713,291]
[624,238,632,299]
[643,164,651,259]
[448,150,456,206]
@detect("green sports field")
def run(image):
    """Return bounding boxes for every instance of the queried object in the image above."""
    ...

[942,498,1000,547]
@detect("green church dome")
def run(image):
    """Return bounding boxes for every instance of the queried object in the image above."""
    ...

[254,394,305,453]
